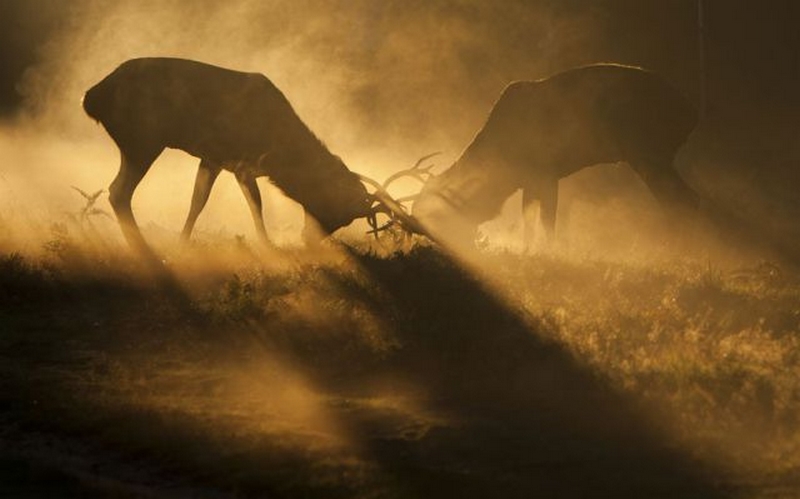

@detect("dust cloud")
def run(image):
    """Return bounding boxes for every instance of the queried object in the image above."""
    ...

[1,0,797,260]
[1,3,799,497]
[1,0,611,250]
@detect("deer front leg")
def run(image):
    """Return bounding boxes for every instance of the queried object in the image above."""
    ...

[522,187,540,251]
[523,176,559,246]
[181,159,221,241]
[633,158,698,214]
[632,157,701,247]
[235,172,270,244]
[539,177,559,241]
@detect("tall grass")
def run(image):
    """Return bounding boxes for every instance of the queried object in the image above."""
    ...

[0,230,798,497]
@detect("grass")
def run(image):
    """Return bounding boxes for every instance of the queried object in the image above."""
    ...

[0,226,798,497]
[486,251,800,480]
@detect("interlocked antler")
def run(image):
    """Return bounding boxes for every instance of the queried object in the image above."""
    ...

[356,175,410,237]
[357,152,441,239]
[380,151,440,193]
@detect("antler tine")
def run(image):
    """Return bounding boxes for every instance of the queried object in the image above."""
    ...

[356,173,384,194]
[365,211,379,239]
[371,189,432,237]
[363,195,399,239]
[356,178,417,235]
[411,151,442,170]
[366,219,396,236]
[365,191,421,238]
[356,159,440,242]
[381,151,442,191]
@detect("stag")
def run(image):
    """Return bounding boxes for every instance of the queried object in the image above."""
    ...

[412,63,699,248]
[83,57,416,253]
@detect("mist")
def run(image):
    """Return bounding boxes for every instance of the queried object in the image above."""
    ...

[1,0,683,251]
[1,2,799,498]
[1,0,796,257]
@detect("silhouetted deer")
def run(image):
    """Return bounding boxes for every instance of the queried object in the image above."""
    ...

[84,57,413,253]
[412,64,699,247]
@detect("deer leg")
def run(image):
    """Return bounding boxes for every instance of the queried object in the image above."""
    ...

[522,186,540,250]
[633,158,698,214]
[235,172,270,244]
[181,159,221,241]
[632,158,701,246]
[109,148,161,253]
[538,177,559,242]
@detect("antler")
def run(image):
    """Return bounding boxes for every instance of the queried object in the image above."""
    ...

[357,152,441,240]
[380,151,441,193]
[356,174,418,237]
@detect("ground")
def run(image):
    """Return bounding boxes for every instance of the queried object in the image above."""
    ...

[0,228,798,498]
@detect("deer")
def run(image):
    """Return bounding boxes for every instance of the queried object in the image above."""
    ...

[83,57,420,255]
[411,63,700,249]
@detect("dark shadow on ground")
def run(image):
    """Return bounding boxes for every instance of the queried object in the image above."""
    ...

[320,247,732,499]
[0,247,736,498]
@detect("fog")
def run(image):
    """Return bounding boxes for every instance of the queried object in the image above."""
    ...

[1,3,799,497]
[0,0,795,259]
[0,0,697,252]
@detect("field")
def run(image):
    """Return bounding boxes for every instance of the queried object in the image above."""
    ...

[3,1,800,497]
[1,220,798,498]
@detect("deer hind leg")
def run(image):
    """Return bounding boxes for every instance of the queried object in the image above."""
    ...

[234,171,270,244]
[632,157,701,247]
[633,157,698,214]
[524,177,559,246]
[522,187,540,251]
[181,159,222,241]
[109,147,162,253]
[540,178,559,241]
